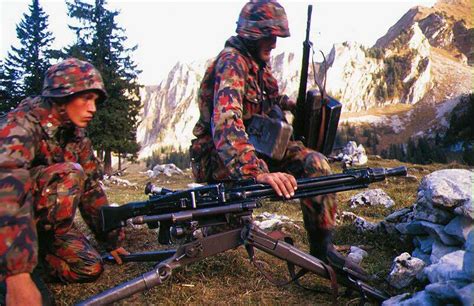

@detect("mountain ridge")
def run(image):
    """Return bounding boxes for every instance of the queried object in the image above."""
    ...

[136,0,472,158]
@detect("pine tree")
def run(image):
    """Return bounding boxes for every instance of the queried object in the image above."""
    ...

[0,0,55,110]
[0,61,20,114]
[66,0,141,174]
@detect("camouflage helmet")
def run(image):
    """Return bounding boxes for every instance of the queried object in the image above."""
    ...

[236,0,290,40]
[42,58,107,102]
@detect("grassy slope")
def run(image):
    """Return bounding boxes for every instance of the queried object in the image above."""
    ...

[49,158,468,305]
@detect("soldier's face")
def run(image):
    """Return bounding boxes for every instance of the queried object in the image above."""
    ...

[65,91,99,128]
[256,36,277,62]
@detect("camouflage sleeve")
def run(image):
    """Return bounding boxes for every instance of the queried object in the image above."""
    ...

[0,118,38,281]
[77,138,124,251]
[212,51,269,179]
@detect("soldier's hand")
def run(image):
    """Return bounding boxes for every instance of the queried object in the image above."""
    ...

[6,273,41,306]
[256,172,297,199]
[110,247,130,265]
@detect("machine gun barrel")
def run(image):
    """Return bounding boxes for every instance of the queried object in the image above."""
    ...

[101,167,407,232]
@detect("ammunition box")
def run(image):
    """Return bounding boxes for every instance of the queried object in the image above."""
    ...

[247,114,293,160]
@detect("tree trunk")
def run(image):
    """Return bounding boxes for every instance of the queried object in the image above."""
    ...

[97,149,104,161]
[104,149,112,175]
[118,152,122,171]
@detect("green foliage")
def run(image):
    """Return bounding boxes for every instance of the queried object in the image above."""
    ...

[66,0,142,172]
[334,121,356,148]
[145,146,190,170]
[444,93,474,145]
[462,146,474,166]
[375,82,388,101]
[0,0,55,113]
[335,123,380,155]
[390,28,414,50]
[384,55,409,98]
[361,46,384,59]
[381,136,447,164]
[0,61,20,115]
[443,93,474,165]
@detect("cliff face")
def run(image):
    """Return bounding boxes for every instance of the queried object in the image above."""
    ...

[137,0,472,158]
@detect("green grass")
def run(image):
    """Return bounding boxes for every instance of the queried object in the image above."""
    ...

[49,158,458,305]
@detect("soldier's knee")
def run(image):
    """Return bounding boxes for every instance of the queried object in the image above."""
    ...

[304,151,332,176]
[72,255,104,282]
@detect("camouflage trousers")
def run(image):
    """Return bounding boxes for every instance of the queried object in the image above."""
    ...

[32,162,103,283]
[264,141,337,231]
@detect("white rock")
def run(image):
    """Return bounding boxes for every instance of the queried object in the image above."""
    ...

[444,216,473,244]
[430,239,459,264]
[388,252,426,289]
[456,283,474,306]
[413,201,454,224]
[353,216,377,233]
[385,207,413,223]
[419,221,461,246]
[424,281,465,302]
[152,163,184,177]
[347,246,368,265]
[462,250,474,278]
[350,189,395,208]
[424,250,470,283]
[382,293,411,306]
[419,169,473,212]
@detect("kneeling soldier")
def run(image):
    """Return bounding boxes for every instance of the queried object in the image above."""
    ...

[0,58,128,305]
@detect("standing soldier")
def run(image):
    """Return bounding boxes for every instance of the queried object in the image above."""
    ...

[0,58,128,305]
[190,0,365,276]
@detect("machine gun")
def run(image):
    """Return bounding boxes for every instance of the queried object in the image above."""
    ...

[78,167,407,305]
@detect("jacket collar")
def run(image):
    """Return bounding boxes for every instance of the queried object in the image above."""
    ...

[27,97,83,139]
[224,36,269,74]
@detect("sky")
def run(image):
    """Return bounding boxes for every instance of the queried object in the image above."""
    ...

[1,0,436,85]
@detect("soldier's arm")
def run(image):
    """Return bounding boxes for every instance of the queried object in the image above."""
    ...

[212,52,269,179]
[77,137,124,251]
[0,118,38,282]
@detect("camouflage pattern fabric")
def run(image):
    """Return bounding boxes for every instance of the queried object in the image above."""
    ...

[42,57,107,103]
[191,36,337,235]
[39,228,103,283]
[0,96,123,282]
[34,162,103,282]
[236,0,290,40]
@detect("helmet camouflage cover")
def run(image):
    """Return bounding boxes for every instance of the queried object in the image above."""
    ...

[42,58,107,102]
[236,0,290,40]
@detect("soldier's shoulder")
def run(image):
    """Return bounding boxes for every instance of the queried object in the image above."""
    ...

[216,47,250,71]
[1,96,42,130]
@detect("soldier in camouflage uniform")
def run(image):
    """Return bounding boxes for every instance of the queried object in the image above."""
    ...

[190,0,362,273]
[0,58,128,305]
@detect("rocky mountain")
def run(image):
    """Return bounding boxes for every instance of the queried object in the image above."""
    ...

[137,0,472,158]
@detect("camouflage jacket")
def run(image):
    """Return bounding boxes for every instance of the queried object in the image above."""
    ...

[0,97,119,281]
[193,36,290,179]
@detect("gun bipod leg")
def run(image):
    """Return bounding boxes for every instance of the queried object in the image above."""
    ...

[244,224,340,304]
[76,260,176,306]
